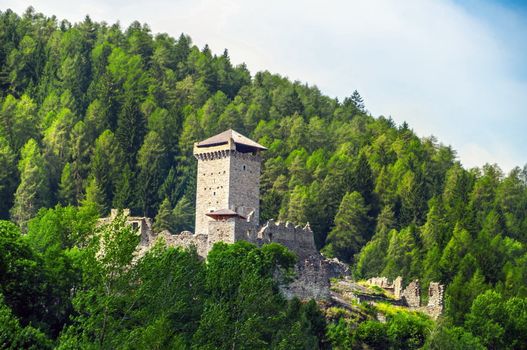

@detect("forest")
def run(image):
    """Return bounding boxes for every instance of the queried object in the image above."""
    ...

[1,7,527,349]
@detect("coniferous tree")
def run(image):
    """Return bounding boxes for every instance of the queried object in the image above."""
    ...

[112,163,134,210]
[69,121,91,203]
[58,162,75,205]
[89,130,122,210]
[137,131,167,217]
[0,137,17,219]
[172,195,194,232]
[153,197,176,233]
[82,177,107,216]
[11,139,50,230]
[116,94,146,166]
[323,191,370,263]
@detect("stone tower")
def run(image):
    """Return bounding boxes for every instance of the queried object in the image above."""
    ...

[193,129,267,240]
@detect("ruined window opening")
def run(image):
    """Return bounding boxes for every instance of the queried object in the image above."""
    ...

[132,222,139,230]
[242,165,246,171]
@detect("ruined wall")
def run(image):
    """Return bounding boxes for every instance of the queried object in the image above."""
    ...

[367,277,392,289]
[160,231,209,257]
[98,209,153,245]
[367,276,444,318]
[401,280,421,308]
[278,255,331,300]
[393,276,403,299]
[424,282,444,319]
[258,220,316,258]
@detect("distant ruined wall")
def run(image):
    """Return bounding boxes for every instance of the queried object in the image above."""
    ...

[424,282,444,319]
[367,276,444,318]
[401,280,421,308]
[278,255,331,300]
[393,276,403,299]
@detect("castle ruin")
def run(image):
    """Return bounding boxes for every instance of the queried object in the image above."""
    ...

[366,276,444,318]
[108,129,342,300]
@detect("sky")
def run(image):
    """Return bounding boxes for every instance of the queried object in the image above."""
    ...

[2,0,526,172]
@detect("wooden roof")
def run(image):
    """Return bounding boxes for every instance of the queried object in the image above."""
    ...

[205,208,246,220]
[196,129,267,151]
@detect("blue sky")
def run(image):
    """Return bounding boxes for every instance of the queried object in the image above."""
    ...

[3,0,526,172]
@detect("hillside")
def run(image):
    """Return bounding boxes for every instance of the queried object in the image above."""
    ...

[1,7,526,349]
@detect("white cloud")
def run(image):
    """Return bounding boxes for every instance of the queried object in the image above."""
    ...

[3,0,526,171]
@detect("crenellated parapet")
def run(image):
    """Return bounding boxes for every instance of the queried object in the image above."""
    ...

[194,149,233,161]
[258,219,317,257]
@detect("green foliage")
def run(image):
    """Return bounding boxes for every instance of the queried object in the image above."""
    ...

[10,138,50,230]
[0,8,526,348]
[464,290,527,349]
[0,220,45,325]
[424,321,484,350]
[0,294,52,350]
[324,191,371,263]
[152,197,177,233]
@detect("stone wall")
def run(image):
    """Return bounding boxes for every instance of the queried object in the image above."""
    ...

[100,207,335,301]
[207,217,258,251]
[366,276,444,318]
[393,276,403,299]
[424,282,444,319]
[258,220,317,258]
[158,231,209,258]
[228,151,261,224]
[401,280,421,308]
[194,150,231,235]
[278,255,331,300]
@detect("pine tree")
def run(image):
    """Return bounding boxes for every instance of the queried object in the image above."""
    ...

[10,139,50,230]
[323,191,370,263]
[82,177,107,216]
[350,90,365,113]
[58,162,75,205]
[137,131,167,217]
[116,94,145,166]
[113,163,134,210]
[354,205,395,278]
[173,196,194,232]
[69,121,91,203]
[89,130,122,210]
[153,198,176,233]
[0,137,17,219]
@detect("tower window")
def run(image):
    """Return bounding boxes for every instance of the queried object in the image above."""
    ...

[213,192,216,196]
[242,165,246,171]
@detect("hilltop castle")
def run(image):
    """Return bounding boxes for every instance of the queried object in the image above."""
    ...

[102,129,443,311]
[103,129,340,299]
